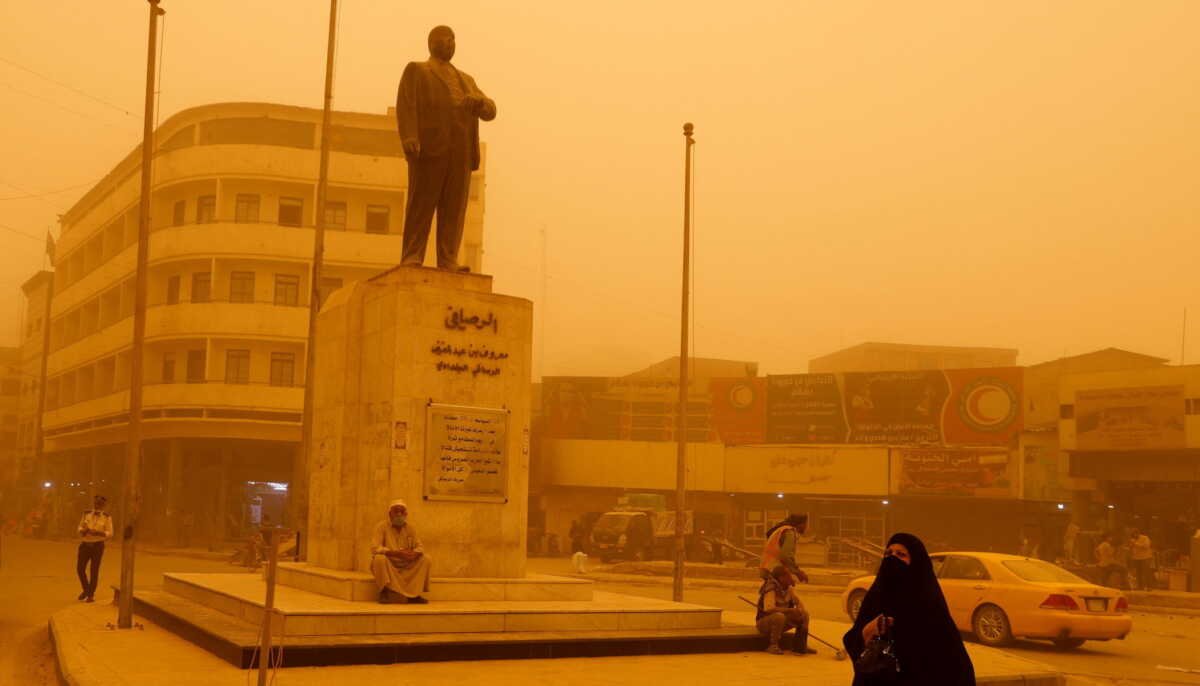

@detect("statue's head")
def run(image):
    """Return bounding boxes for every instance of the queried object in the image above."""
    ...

[428,25,455,61]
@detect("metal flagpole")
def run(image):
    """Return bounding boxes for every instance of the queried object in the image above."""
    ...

[293,0,339,551]
[117,0,165,629]
[674,123,695,603]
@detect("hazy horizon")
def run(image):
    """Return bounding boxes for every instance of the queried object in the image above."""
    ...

[3,1,1197,378]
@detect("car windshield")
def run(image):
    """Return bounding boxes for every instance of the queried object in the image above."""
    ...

[1002,559,1089,584]
[593,515,632,534]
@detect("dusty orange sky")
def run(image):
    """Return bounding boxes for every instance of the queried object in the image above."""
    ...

[1,1,1196,378]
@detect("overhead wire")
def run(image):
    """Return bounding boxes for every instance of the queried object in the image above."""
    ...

[2,82,134,131]
[0,180,95,202]
[0,221,44,243]
[0,55,137,117]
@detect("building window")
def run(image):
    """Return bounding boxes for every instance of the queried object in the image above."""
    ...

[191,272,212,303]
[235,194,260,223]
[365,205,390,234]
[279,197,304,227]
[186,350,206,383]
[162,354,176,384]
[172,200,186,227]
[230,271,256,303]
[318,277,343,308]
[196,195,216,224]
[1060,404,1074,420]
[324,201,346,230]
[274,274,299,306]
[225,349,250,384]
[166,275,181,305]
[270,352,295,387]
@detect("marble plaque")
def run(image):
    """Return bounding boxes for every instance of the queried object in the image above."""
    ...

[424,402,509,503]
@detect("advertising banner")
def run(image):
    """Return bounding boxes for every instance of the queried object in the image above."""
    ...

[941,367,1023,446]
[542,377,622,440]
[896,447,1016,498]
[710,377,767,445]
[1075,385,1185,451]
[843,371,948,444]
[765,374,847,443]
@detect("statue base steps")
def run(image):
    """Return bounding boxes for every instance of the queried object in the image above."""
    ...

[130,585,758,668]
[159,572,719,637]
[274,562,593,602]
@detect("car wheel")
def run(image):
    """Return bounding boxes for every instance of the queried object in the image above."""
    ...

[847,590,867,622]
[1052,638,1086,650]
[972,604,1013,647]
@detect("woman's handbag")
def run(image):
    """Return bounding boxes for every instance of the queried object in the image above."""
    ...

[854,616,900,681]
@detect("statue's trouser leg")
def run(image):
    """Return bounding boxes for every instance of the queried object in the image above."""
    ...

[401,155,449,265]
[435,142,472,269]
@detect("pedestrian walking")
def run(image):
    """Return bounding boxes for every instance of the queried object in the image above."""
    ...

[843,533,976,685]
[1063,521,1081,564]
[1129,529,1154,591]
[569,519,585,554]
[76,495,112,603]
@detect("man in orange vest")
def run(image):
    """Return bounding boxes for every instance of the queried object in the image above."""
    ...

[760,513,810,584]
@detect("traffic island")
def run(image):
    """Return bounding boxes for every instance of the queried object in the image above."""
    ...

[51,601,1065,685]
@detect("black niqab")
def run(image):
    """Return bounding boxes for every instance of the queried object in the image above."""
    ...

[843,533,975,685]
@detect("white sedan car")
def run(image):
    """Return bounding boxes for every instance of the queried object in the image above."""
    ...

[842,552,1133,649]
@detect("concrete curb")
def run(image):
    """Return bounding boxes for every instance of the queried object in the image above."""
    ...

[49,611,84,686]
[978,674,1063,685]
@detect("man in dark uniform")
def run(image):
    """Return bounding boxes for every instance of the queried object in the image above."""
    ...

[395,25,496,272]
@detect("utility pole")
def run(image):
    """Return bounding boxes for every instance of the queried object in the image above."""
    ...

[294,0,339,550]
[118,0,165,630]
[674,123,695,603]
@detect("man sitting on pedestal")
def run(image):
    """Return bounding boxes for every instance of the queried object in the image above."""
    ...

[370,499,431,604]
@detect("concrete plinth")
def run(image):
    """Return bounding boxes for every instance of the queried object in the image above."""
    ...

[274,562,594,602]
[308,265,533,578]
[160,573,719,637]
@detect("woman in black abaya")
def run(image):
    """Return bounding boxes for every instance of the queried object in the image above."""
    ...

[843,533,975,685]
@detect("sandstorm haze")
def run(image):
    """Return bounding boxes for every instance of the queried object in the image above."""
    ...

[2,1,1198,375]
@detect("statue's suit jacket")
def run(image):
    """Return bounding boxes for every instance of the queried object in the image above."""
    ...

[395,60,496,172]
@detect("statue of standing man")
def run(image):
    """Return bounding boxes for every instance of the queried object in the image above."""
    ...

[396,25,496,272]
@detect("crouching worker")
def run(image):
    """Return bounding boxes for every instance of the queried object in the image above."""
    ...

[370,499,431,604]
[757,565,815,655]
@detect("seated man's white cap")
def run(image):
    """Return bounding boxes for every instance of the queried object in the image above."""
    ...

[390,499,407,509]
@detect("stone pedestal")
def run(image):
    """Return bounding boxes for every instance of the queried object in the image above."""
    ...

[307,266,532,578]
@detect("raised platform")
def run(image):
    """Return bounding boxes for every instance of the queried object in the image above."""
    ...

[132,589,762,668]
[162,573,719,637]
[274,562,593,602]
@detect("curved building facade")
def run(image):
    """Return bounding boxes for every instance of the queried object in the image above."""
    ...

[36,102,487,543]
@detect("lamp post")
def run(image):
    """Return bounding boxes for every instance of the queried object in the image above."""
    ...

[673,123,695,603]
[117,0,165,630]
[293,0,339,555]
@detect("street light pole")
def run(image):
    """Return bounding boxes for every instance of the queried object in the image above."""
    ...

[673,123,695,603]
[118,0,165,630]
[293,0,339,550]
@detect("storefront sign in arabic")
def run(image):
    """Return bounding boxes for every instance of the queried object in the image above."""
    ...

[895,447,1016,498]
[424,403,508,503]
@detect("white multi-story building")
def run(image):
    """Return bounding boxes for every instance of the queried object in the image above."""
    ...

[30,102,487,543]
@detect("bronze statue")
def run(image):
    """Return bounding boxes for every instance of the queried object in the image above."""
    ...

[396,25,496,272]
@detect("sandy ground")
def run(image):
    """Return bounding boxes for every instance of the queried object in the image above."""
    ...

[6,538,1200,685]
[0,535,235,685]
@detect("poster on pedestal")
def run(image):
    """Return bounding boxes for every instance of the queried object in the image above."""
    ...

[424,402,509,503]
